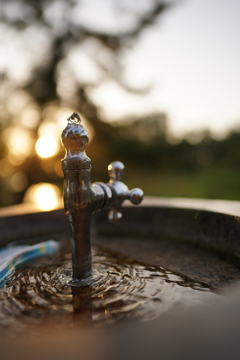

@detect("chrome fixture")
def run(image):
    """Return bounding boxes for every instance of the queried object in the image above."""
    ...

[61,112,144,282]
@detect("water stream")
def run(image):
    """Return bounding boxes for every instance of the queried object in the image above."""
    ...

[0,245,219,336]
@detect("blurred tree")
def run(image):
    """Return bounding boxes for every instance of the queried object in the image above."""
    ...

[0,0,173,205]
[0,0,171,114]
[1,0,240,205]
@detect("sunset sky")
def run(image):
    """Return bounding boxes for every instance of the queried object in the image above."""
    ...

[91,0,240,139]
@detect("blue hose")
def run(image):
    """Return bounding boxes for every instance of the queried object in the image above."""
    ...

[0,240,60,287]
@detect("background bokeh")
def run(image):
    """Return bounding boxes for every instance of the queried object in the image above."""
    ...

[0,0,240,210]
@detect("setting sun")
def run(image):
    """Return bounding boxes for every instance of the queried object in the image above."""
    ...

[35,135,59,158]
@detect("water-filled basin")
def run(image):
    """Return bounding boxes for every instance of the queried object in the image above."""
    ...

[1,197,240,359]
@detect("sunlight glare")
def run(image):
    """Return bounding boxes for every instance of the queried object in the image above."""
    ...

[23,183,61,211]
[36,135,59,158]
[2,126,33,161]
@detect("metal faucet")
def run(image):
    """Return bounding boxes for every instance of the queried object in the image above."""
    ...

[61,112,144,283]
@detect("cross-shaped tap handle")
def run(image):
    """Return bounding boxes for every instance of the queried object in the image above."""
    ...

[107,161,144,222]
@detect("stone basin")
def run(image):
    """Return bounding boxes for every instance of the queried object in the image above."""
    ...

[1,196,240,359]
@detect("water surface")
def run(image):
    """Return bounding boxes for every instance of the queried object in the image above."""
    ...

[0,246,219,336]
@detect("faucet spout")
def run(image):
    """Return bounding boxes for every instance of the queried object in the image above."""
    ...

[61,113,144,283]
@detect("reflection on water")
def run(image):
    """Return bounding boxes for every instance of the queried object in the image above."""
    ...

[0,246,219,336]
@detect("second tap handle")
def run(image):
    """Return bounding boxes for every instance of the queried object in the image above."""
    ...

[128,188,144,205]
[107,161,144,222]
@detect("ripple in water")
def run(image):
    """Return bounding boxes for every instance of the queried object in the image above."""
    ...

[0,246,219,335]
